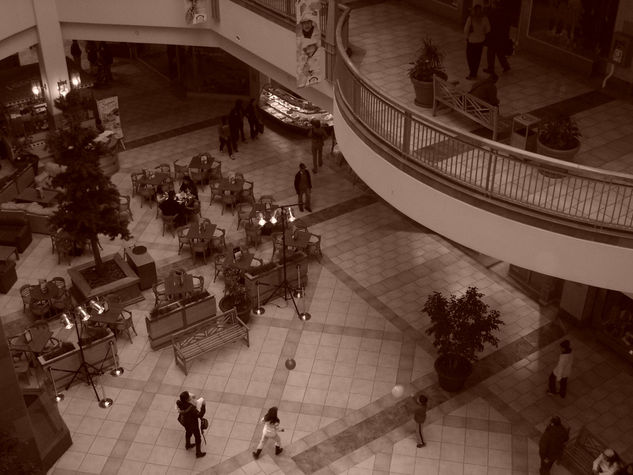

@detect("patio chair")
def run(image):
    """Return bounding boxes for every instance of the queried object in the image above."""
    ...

[244,222,262,249]
[29,299,51,319]
[119,195,133,221]
[210,227,226,252]
[222,191,237,216]
[173,161,189,182]
[161,212,178,237]
[271,232,284,261]
[152,281,168,307]
[213,253,226,282]
[192,275,205,294]
[190,239,209,265]
[259,195,275,206]
[307,232,323,260]
[131,171,143,196]
[19,285,31,311]
[139,184,155,208]
[113,309,137,343]
[237,203,253,230]
[209,180,223,207]
[209,161,222,181]
[240,180,255,204]
[155,163,172,176]
[189,168,206,190]
[176,226,190,254]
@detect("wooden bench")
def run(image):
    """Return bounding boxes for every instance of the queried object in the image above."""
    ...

[172,307,249,375]
[432,75,500,140]
[560,425,624,475]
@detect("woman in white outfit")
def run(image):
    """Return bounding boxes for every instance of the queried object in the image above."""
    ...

[547,339,573,398]
[252,406,284,459]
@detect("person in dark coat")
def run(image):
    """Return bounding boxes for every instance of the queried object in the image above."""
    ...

[538,416,569,474]
[294,163,312,212]
[99,43,113,84]
[309,119,327,174]
[408,391,427,448]
[228,107,242,153]
[230,100,246,143]
[71,40,82,70]
[219,116,233,158]
[176,391,206,458]
[484,0,511,74]
[85,41,98,75]
[244,98,261,140]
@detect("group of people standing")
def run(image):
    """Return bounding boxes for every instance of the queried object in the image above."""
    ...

[70,40,113,86]
[219,99,264,159]
[463,0,512,81]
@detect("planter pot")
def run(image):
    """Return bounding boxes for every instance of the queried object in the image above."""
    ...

[411,77,434,108]
[536,137,581,178]
[434,354,473,392]
[219,295,252,324]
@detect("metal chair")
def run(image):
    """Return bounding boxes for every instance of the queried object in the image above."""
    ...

[190,239,209,264]
[244,222,262,249]
[222,191,237,215]
[173,161,189,182]
[119,195,133,221]
[19,285,31,311]
[237,203,253,230]
[161,176,175,193]
[209,161,222,181]
[259,195,275,206]
[160,212,178,237]
[211,227,227,252]
[213,253,226,282]
[131,171,143,196]
[29,299,51,319]
[307,232,323,260]
[186,200,202,221]
[176,226,190,254]
[155,163,172,176]
[271,232,284,261]
[209,180,223,207]
[139,184,156,208]
[113,309,137,343]
[50,277,71,312]
[293,219,308,232]
[189,168,206,191]
[152,281,168,307]
[240,180,255,204]
[192,275,205,294]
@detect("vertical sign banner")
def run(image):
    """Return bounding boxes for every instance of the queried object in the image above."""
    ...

[96,96,124,140]
[296,0,325,87]
[185,0,208,25]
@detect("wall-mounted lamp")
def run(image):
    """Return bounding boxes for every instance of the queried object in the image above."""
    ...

[57,80,68,97]
[31,81,42,98]
[71,73,81,88]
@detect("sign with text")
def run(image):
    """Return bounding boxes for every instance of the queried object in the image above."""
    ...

[96,96,124,140]
[296,0,325,87]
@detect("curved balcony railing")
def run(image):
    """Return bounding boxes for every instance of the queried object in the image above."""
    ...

[334,8,633,236]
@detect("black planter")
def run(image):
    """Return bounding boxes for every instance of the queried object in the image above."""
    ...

[219,295,252,325]
[434,354,473,392]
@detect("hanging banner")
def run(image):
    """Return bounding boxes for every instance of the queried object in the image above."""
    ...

[96,96,124,140]
[185,0,208,25]
[296,0,325,88]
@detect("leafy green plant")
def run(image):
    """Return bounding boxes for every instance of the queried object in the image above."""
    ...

[538,116,581,150]
[223,266,249,309]
[422,287,503,370]
[408,38,447,82]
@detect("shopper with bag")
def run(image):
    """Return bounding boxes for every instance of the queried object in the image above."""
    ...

[464,4,490,80]
[176,391,206,458]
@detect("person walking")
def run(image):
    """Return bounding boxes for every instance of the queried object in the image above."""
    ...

[294,163,312,212]
[253,406,284,459]
[484,0,511,74]
[538,416,569,475]
[228,107,242,153]
[309,119,327,174]
[547,340,573,398]
[464,4,490,80]
[231,100,246,143]
[71,40,82,70]
[408,391,427,448]
[219,116,234,159]
[176,391,206,458]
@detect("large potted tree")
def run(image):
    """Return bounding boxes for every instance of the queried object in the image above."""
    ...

[47,107,134,302]
[219,266,252,324]
[409,38,447,108]
[422,286,503,392]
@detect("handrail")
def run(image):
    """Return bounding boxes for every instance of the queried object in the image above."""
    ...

[334,7,633,234]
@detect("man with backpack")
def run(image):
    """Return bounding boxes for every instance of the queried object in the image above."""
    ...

[176,391,206,458]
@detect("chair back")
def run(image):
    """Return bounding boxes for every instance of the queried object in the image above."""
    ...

[51,276,67,293]
[259,195,275,205]
[155,163,172,175]
[173,162,189,181]
[131,172,143,194]
[19,285,31,306]
[119,195,132,212]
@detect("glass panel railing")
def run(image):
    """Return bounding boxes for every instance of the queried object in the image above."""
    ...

[334,8,633,234]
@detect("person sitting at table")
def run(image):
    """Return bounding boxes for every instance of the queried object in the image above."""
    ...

[154,185,168,204]
[180,176,199,200]
[159,190,186,227]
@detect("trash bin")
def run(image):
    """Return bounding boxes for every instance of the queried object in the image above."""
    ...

[510,113,540,152]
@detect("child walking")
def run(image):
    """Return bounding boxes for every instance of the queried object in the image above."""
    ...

[253,406,284,459]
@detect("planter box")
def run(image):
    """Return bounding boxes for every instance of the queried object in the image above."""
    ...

[69,253,143,306]
[244,252,308,308]
[145,292,217,349]
[38,330,117,388]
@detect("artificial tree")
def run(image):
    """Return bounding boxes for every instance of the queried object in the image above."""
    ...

[422,286,503,391]
[47,100,130,269]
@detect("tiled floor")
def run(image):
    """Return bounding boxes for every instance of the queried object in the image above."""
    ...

[2,4,633,474]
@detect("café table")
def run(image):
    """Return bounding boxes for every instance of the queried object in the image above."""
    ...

[187,222,216,241]
[139,172,170,187]
[219,178,246,194]
[223,248,255,271]
[29,281,61,304]
[8,326,54,355]
[164,271,194,299]
[188,154,215,171]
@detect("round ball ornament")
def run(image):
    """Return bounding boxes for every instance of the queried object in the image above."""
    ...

[391,384,405,398]
[285,358,296,370]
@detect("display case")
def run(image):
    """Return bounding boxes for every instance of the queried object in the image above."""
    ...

[593,290,633,363]
[258,85,333,132]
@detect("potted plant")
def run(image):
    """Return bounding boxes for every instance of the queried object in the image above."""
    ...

[422,286,503,392]
[219,266,252,324]
[537,115,582,163]
[409,38,447,108]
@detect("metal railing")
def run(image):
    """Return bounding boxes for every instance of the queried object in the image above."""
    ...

[334,8,633,234]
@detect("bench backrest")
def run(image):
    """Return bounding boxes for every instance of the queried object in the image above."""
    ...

[171,307,241,348]
[574,426,606,459]
[433,75,498,136]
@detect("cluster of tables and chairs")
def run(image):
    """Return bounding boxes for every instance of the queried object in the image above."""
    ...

[20,277,71,318]
[152,268,205,306]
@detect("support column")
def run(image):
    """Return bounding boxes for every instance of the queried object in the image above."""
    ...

[31,0,69,126]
